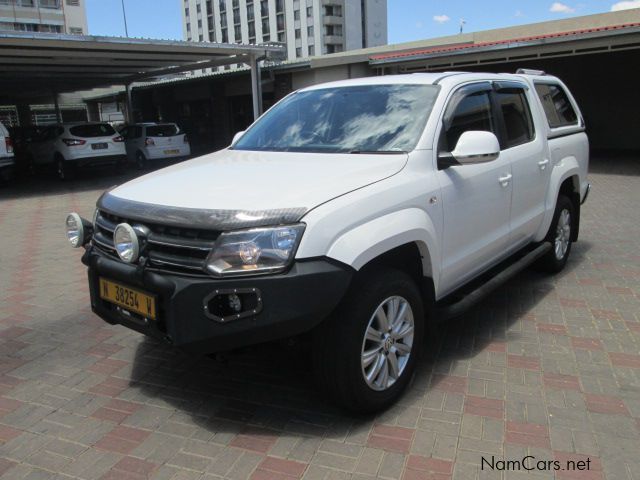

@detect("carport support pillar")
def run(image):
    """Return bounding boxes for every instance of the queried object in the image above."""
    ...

[249,54,262,120]
[125,83,134,124]
[53,92,62,123]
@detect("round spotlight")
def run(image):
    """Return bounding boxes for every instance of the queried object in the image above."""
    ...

[113,223,139,263]
[65,212,84,248]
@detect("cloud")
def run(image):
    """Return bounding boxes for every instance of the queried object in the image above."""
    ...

[514,10,525,17]
[433,15,451,24]
[611,0,640,10]
[550,2,576,13]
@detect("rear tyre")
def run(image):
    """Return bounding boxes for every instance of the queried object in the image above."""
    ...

[313,268,424,413]
[135,151,147,170]
[535,195,574,273]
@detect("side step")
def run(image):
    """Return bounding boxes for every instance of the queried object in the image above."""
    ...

[434,242,551,321]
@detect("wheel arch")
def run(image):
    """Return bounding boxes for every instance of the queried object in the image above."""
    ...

[535,156,582,242]
[325,208,440,296]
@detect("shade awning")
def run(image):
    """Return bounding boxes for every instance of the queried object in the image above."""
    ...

[0,32,285,102]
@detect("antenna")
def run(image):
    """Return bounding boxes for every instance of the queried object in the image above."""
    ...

[459,19,466,34]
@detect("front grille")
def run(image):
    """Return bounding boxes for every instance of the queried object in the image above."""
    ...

[93,210,220,275]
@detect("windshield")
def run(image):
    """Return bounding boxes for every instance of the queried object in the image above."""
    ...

[233,84,440,153]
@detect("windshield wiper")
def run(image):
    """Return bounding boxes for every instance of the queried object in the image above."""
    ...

[349,149,407,154]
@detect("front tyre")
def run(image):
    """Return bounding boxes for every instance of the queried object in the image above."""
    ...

[55,155,74,181]
[536,195,574,273]
[135,151,147,170]
[313,268,424,413]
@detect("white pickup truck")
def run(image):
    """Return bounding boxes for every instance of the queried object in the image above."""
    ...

[66,70,589,412]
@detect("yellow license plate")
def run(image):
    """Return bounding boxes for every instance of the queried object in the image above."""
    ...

[99,278,157,320]
[164,149,180,155]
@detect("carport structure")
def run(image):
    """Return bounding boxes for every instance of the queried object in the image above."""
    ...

[369,22,640,152]
[0,31,285,121]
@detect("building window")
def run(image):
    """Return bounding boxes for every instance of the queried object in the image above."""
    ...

[40,23,62,32]
[277,31,285,42]
[325,24,342,36]
[276,13,284,30]
[39,0,61,8]
[275,0,284,13]
[247,3,254,21]
[66,0,80,6]
[307,25,313,37]
[232,0,239,7]
[306,6,312,17]
[308,45,314,56]
[295,28,300,39]
[69,26,83,34]
[185,7,189,17]
[261,18,270,36]
[324,5,342,16]
[233,7,240,24]
[198,19,202,29]
[196,3,201,13]
[296,47,302,57]
[186,22,191,31]
[260,0,268,17]
[221,12,227,27]
[234,24,241,40]
[199,34,204,41]
[221,27,228,42]
[294,10,300,21]
[248,21,255,37]
[219,0,226,12]
[16,0,35,6]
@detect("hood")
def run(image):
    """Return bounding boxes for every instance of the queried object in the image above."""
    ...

[103,148,408,229]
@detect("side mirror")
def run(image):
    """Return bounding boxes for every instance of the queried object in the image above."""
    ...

[450,131,500,164]
[231,130,245,146]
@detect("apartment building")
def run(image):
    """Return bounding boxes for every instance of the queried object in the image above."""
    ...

[0,0,88,35]
[182,0,387,60]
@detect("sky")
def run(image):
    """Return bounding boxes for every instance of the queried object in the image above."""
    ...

[86,0,640,44]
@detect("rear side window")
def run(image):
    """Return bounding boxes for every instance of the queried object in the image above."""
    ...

[495,90,534,148]
[146,124,180,137]
[442,90,496,152]
[69,124,116,138]
[534,83,578,128]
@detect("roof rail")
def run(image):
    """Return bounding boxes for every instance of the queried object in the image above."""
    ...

[516,68,546,76]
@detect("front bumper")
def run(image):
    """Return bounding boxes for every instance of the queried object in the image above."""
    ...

[82,247,353,353]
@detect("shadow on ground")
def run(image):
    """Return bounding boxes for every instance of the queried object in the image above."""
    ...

[121,241,592,438]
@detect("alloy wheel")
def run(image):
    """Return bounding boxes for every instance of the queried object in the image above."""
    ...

[554,208,571,260]
[361,295,414,391]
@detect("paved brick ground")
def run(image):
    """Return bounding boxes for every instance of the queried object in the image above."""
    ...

[1,158,639,480]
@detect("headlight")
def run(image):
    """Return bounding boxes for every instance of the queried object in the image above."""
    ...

[113,223,139,263]
[65,212,85,248]
[205,224,305,277]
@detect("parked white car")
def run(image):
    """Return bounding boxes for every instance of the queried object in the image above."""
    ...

[67,71,589,412]
[28,123,126,180]
[120,123,191,169]
[0,121,15,182]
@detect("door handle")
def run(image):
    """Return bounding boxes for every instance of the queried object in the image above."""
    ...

[538,159,550,170]
[498,173,512,187]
